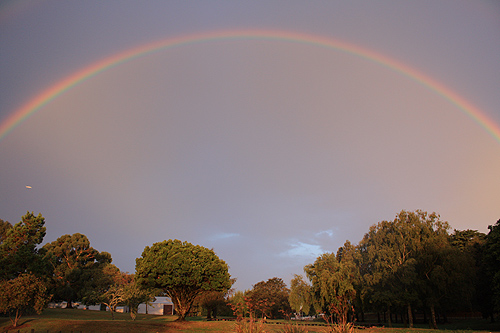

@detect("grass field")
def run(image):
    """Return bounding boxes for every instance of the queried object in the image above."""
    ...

[1,309,499,333]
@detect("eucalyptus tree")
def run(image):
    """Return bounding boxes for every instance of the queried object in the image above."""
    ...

[43,233,112,308]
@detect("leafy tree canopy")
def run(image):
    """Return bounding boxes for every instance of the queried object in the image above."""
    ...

[289,274,312,316]
[246,277,291,319]
[135,239,231,321]
[0,219,12,244]
[0,212,47,280]
[43,233,112,307]
[0,273,50,327]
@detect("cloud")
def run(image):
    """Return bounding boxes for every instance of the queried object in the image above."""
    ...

[209,232,240,241]
[315,229,334,238]
[280,241,325,259]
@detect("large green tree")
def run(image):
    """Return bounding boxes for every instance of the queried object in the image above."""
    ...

[359,210,450,328]
[135,239,231,321]
[43,233,112,308]
[0,212,48,280]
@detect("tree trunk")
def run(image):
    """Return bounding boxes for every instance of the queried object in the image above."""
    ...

[407,303,413,328]
[206,308,212,320]
[430,304,437,329]
[387,307,392,327]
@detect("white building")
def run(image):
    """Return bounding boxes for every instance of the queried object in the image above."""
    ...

[138,296,174,315]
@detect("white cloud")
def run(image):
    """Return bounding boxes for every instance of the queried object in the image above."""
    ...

[280,242,325,259]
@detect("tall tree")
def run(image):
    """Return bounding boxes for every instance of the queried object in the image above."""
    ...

[305,250,356,326]
[414,228,470,328]
[359,210,449,328]
[43,233,112,308]
[135,239,231,321]
[0,212,47,280]
[482,219,500,318]
[289,274,312,317]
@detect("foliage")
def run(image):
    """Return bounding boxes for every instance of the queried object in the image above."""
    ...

[197,289,230,319]
[358,210,450,327]
[0,273,50,327]
[288,274,312,317]
[100,284,125,320]
[231,296,268,333]
[0,212,48,280]
[0,219,12,244]
[135,239,231,321]
[483,219,500,314]
[43,233,112,307]
[304,250,356,319]
[246,277,290,319]
[122,278,156,320]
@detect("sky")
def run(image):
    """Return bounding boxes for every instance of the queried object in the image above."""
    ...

[1,0,500,292]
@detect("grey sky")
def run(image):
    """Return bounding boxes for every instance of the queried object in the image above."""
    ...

[1,1,499,291]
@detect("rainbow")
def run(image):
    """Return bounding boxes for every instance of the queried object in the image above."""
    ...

[1,29,499,143]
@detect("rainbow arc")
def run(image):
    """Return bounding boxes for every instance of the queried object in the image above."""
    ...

[1,29,499,143]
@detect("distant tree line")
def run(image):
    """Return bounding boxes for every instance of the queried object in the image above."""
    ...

[0,212,231,326]
[1,209,499,328]
[284,210,500,328]
[226,210,500,329]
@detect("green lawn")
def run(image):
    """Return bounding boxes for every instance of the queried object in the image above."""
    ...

[1,309,499,333]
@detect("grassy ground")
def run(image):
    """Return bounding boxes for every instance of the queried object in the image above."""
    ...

[1,309,499,333]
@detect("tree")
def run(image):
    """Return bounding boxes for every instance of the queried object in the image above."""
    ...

[289,274,312,317]
[359,210,451,328]
[414,228,470,328]
[197,290,229,319]
[135,239,231,321]
[122,279,156,320]
[43,233,112,308]
[0,273,50,327]
[449,229,486,316]
[482,219,500,318]
[246,277,291,319]
[0,219,12,244]
[100,285,125,320]
[0,212,47,280]
[305,250,356,329]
